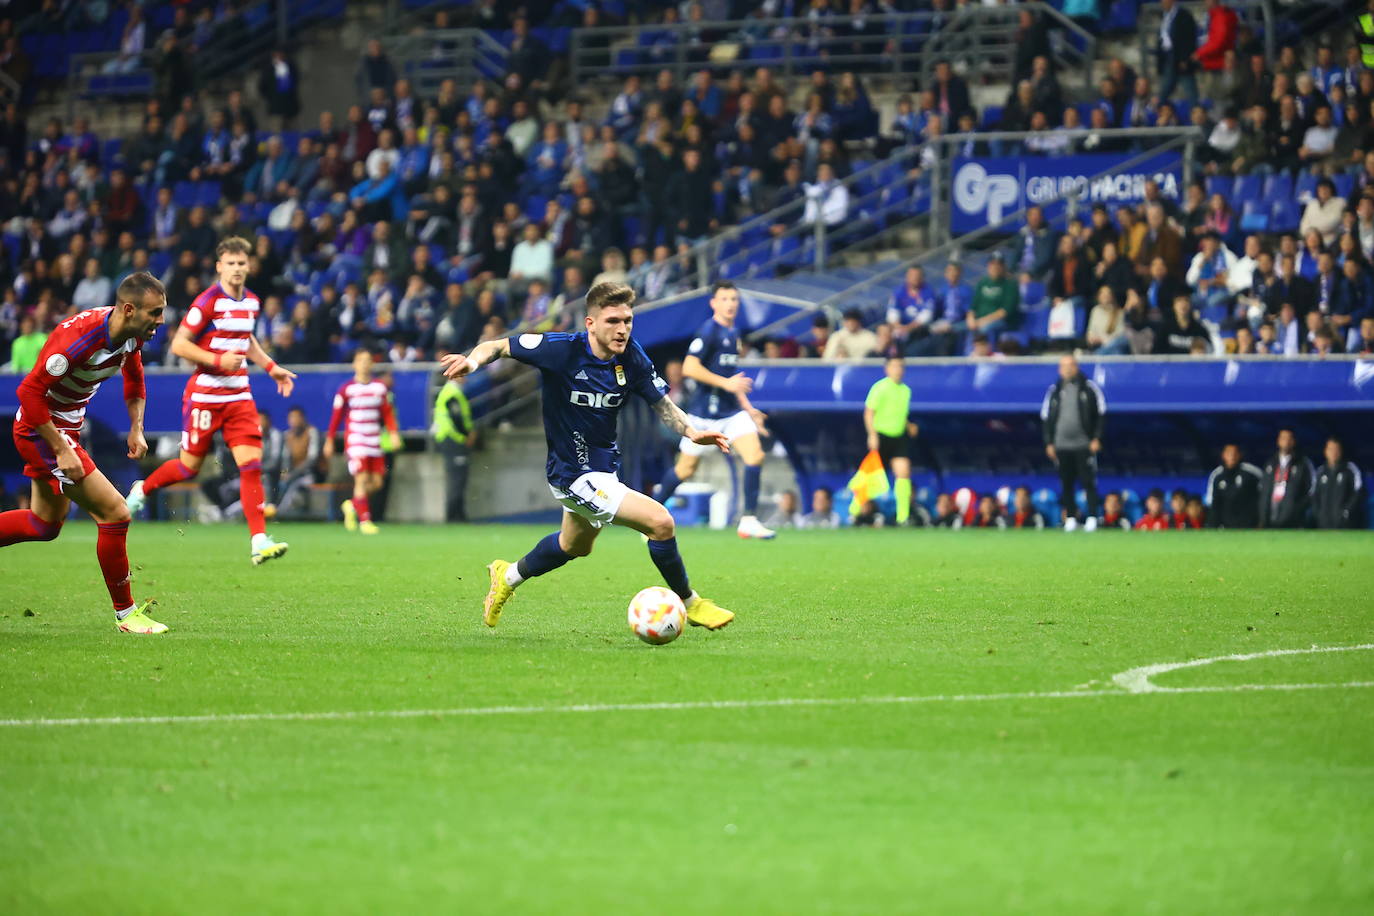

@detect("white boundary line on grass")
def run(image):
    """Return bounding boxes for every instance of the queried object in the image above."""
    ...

[1112,643,1374,694]
[1,645,1370,729]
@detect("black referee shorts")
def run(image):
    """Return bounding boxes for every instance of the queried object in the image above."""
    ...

[876,433,912,466]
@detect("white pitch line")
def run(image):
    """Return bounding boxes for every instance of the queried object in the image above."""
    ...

[1111,643,1374,694]
[2,679,1373,729]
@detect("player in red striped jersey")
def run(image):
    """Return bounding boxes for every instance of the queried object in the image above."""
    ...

[126,237,298,565]
[0,273,169,633]
[323,349,400,535]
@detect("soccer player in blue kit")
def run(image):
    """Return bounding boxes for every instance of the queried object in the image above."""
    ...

[440,281,736,630]
[652,281,776,539]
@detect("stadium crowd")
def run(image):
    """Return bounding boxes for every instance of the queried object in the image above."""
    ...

[2,1,1372,369]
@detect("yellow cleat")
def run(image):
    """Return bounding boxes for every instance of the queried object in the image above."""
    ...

[251,537,289,566]
[341,498,358,532]
[116,599,169,634]
[483,559,515,627]
[360,520,380,535]
[685,594,734,630]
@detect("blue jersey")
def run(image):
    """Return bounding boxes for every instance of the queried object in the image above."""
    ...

[685,318,741,420]
[507,331,667,487]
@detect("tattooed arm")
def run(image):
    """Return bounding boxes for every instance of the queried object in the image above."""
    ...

[653,396,730,453]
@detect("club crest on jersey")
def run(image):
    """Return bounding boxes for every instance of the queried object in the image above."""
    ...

[45,354,69,376]
[570,390,623,408]
[614,365,626,386]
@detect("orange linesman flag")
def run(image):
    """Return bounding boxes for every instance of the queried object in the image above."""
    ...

[846,449,890,514]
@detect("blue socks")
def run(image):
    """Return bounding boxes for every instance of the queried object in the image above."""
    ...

[516,532,574,580]
[646,536,692,601]
[742,464,761,515]
[656,467,682,503]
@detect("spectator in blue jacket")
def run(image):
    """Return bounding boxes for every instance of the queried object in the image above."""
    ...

[524,122,568,200]
[350,157,409,224]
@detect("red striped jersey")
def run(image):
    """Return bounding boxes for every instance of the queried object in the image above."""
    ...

[180,282,260,405]
[15,307,145,436]
[327,378,398,458]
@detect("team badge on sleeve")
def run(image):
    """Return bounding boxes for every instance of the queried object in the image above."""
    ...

[45,354,69,376]
[615,365,627,386]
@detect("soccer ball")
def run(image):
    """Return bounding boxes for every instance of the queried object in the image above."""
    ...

[628,587,686,645]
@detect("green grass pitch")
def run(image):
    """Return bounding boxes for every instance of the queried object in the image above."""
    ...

[2,523,1372,914]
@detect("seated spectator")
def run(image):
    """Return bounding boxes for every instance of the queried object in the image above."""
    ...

[966,495,1006,529]
[1298,105,1338,173]
[1314,437,1364,529]
[509,222,555,295]
[1186,232,1238,309]
[350,157,408,224]
[1134,489,1171,530]
[802,487,842,528]
[1168,489,1190,528]
[1048,233,1091,310]
[823,308,878,360]
[1182,495,1206,528]
[968,254,1019,344]
[802,163,848,228]
[932,492,959,527]
[1008,486,1046,529]
[887,266,938,356]
[1156,296,1212,355]
[763,491,804,530]
[1085,287,1130,354]
[853,499,886,528]
[1100,491,1131,529]
[72,257,112,311]
[1299,179,1345,246]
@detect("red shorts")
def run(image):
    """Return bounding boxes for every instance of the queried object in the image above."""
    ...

[181,398,262,457]
[347,454,386,477]
[13,428,99,496]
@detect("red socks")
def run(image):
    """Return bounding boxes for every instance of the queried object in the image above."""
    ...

[351,494,372,522]
[0,509,62,547]
[95,521,133,611]
[238,459,266,536]
[143,458,195,493]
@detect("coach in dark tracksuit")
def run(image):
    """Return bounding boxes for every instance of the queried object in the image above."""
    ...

[1314,438,1365,529]
[1040,355,1106,529]
[1258,429,1316,529]
[1205,443,1262,528]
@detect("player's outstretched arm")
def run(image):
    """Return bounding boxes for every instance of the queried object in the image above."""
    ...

[441,338,511,379]
[247,335,297,396]
[653,396,730,454]
[682,354,752,396]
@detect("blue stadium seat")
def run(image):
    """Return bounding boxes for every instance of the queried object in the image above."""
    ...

[173,181,197,208]
[1022,281,1046,310]
[1262,174,1293,203]
[1294,171,1318,202]
[196,181,223,208]
[149,251,172,277]
[1023,305,1052,341]
[1201,304,1230,325]
[1332,173,1355,200]
[1032,488,1059,524]
[1269,198,1300,232]
[1232,174,1262,202]
[1239,199,1269,233]
[1205,176,1232,199]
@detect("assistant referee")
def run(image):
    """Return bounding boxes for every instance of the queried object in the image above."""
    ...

[864,356,919,525]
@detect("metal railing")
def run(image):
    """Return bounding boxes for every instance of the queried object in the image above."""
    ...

[744,128,1201,342]
[569,4,1097,90]
[382,29,510,97]
[65,0,342,118]
[673,146,929,290]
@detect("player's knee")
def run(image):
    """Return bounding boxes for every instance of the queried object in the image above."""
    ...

[564,538,594,558]
[106,503,133,525]
[647,513,676,541]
